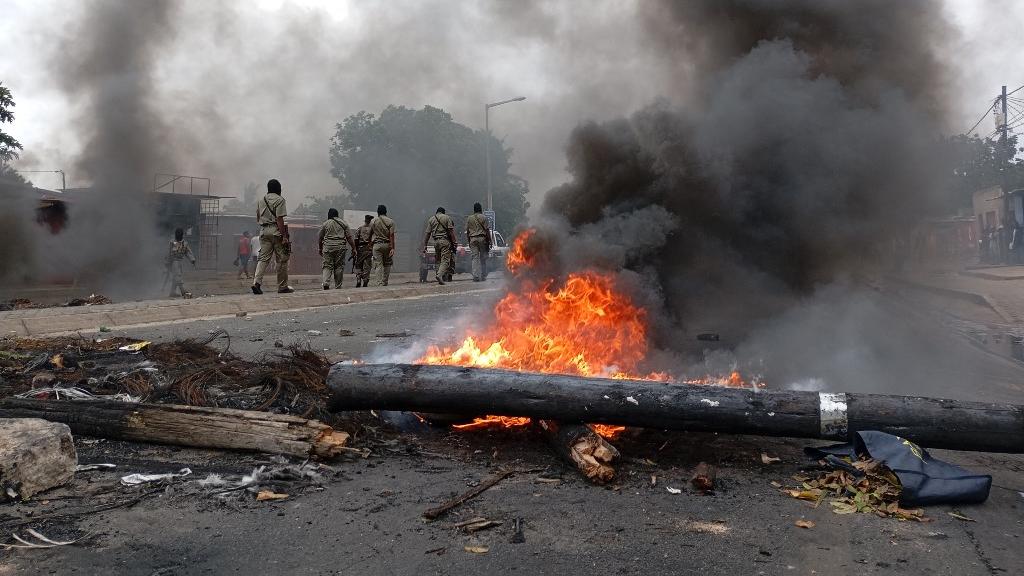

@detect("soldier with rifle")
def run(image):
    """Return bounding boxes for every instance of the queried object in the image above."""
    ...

[251,178,293,294]
[423,206,457,285]
[353,214,374,287]
[466,202,491,282]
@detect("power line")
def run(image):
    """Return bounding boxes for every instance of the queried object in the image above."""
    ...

[965,97,998,135]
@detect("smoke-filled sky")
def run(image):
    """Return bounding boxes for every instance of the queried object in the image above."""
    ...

[0,0,1020,211]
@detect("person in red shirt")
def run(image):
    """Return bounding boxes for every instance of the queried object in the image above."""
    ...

[237,231,252,279]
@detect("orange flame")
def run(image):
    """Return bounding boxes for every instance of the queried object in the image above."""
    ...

[418,229,751,439]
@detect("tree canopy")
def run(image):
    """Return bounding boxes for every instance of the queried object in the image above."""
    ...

[943,133,1024,208]
[329,105,529,233]
[221,181,259,214]
[0,82,23,163]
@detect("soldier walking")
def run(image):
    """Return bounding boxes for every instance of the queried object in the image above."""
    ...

[318,208,355,290]
[166,227,196,298]
[423,206,456,285]
[354,214,374,287]
[466,202,491,282]
[369,204,396,286]
[252,178,293,294]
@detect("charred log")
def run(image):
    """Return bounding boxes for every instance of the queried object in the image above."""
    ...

[0,399,349,459]
[537,420,618,484]
[327,363,1024,453]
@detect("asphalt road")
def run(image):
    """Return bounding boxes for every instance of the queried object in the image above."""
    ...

[4,287,1024,575]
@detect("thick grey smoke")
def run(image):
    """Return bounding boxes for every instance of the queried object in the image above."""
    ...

[0,1,179,295]
[526,1,962,391]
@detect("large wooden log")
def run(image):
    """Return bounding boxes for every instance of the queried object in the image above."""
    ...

[537,420,618,483]
[326,363,1024,453]
[0,418,77,500]
[0,399,349,459]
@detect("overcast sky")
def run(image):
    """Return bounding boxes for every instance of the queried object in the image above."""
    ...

[0,0,1020,212]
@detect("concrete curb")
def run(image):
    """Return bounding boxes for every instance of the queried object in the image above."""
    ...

[958,270,1024,281]
[0,281,500,337]
[888,276,1016,324]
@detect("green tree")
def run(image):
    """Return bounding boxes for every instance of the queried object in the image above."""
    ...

[329,105,529,233]
[943,133,1024,209]
[292,194,351,217]
[221,181,259,214]
[0,82,23,163]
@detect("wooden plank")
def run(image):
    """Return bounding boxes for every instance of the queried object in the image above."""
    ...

[0,399,349,459]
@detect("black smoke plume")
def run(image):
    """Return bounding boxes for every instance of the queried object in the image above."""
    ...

[529,1,957,390]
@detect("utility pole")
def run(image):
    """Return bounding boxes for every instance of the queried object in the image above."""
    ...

[1002,85,1009,144]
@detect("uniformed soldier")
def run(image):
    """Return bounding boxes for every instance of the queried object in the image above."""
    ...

[354,214,374,287]
[318,208,355,290]
[166,227,196,298]
[369,204,396,286]
[252,179,293,294]
[466,202,491,282]
[423,206,456,285]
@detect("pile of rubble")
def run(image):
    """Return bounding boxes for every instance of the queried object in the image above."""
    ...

[0,293,112,311]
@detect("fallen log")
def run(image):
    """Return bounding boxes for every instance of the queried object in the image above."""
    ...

[537,420,618,483]
[0,399,349,459]
[326,363,1024,453]
[0,419,77,500]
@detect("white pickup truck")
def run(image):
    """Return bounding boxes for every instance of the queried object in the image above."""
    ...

[419,230,510,282]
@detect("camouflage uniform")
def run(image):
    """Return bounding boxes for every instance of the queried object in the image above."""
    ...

[166,239,196,298]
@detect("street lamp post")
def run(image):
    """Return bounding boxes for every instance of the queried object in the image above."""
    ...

[19,169,66,191]
[485,96,526,212]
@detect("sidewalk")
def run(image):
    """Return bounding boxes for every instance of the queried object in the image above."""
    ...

[0,277,499,337]
[896,267,1024,324]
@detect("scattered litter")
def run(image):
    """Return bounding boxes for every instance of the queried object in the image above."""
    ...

[307,330,322,336]
[121,468,192,486]
[948,511,975,522]
[684,520,729,534]
[424,547,447,555]
[691,462,716,492]
[256,490,289,501]
[65,293,112,307]
[98,326,111,333]
[510,518,525,543]
[274,340,284,348]
[806,431,991,507]
[338,329,354,337]
[118,341,151,353]
[464,546,489,554]
[15,386,139,403]
[625,396,639,405]
[651,475,657,487]
[453,517,502,532]
[375,331,412,338]
[75,463,116,472]
[423,470,513,520]
[236,312,248,317]
[761,453,781,464]
[700,398,720,407]
[794,519,815,529]
[666,487,682,494]
[1,529,82,550]
[770,481,782,488]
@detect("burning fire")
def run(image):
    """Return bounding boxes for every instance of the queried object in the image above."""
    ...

[418,229,749,438]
